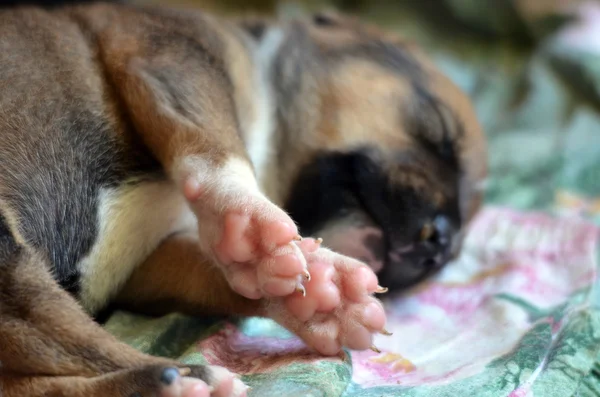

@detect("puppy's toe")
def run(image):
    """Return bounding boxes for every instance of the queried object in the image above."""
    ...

[160,369,211,397]
[187,365,247,397]
[185,165,320,301]
[117,364,246,397]
[265,248,388,356]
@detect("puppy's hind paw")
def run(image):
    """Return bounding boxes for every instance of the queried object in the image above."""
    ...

[265,246,388,356]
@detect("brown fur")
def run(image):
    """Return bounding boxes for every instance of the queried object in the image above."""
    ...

[0,237,205,396]
[74,4,251,172]
[0,3,262,395]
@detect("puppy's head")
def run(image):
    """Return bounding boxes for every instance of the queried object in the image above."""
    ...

[244,11,487,291]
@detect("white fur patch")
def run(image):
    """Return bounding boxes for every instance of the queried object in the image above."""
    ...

[177,156,261,198]
[78,180,196,313]
[245,27,284,187]
[219,157,262,194]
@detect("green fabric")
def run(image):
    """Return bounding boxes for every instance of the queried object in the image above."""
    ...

[104,1,600,395]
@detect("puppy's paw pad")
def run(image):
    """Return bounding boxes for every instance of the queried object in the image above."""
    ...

[208,199,316,300]
[183,161,311,300]
[215,210,297,264]
[268,249,387,355]
[203,366,247,397]
[286,297,386,354]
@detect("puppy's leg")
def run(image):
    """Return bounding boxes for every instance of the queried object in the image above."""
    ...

[0,241,244,396]
[95,20,308,300]
[116,234,387,356]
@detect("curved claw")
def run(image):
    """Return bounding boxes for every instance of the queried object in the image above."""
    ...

[296,284,307,297]
[303,269,311,281]
[375,286,388,294]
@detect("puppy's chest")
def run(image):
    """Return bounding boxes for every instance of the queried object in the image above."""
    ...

[77,180,196,312]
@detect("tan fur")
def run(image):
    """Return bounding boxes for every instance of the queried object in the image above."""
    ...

[252,14,486,218]
[78,180,195,313]
[428,70,488,222]
[114,233,260,317]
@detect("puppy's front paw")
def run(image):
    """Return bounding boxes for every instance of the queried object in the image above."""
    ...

[99,364,247,397]
[265,242,388,356]
[212,198,309,300]
[183,160,308,300]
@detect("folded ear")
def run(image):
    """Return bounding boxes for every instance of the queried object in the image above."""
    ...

[403,68,487,226]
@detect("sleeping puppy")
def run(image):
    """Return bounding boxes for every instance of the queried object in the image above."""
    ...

[0,2,486,397]
[265,12,487,290]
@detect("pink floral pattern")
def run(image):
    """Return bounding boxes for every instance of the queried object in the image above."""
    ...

[350,207,598,390]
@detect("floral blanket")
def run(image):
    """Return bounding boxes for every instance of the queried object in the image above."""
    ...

[105,1,600,396]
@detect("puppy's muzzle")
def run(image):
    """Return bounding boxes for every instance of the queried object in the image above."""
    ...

[386,214,458,286]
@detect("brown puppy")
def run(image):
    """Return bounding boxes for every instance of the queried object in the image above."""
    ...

[0,2,486,397]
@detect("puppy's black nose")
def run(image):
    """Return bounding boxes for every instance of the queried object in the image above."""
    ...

[394,215,456,272]
[380,214,459,291]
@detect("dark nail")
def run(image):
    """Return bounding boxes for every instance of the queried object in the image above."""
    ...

[160,367,180,386]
